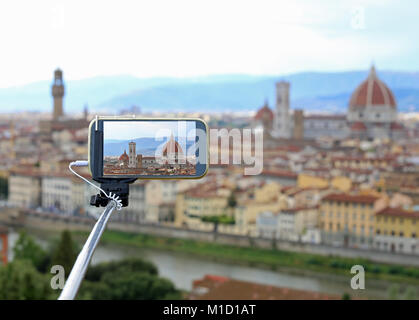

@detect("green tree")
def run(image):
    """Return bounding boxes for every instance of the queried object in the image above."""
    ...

[78,258,181,300]
[50,230,77,276]
[85,258,158,282]
[13,231,49,272]
[0,260,53,300]
[341,292,351,300]
[227,191,237,209]
[100,272,181,300]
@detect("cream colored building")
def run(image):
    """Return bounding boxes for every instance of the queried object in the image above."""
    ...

[146,180,179,223]
[257,206,319,242]
[8,170,42,208]
[42,174,73,214]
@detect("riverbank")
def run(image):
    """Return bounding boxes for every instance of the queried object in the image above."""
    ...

[74,229,419,286]
[11,226,417,299]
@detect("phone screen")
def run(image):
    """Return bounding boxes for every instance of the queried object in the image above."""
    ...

[102,120,198,176]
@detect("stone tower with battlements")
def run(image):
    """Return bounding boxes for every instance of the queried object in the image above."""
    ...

[51,68,65,119]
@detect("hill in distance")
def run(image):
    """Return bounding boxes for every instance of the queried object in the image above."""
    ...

[104,137,194,157]
[1,70,419,114]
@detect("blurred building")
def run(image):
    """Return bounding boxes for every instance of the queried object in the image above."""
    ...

[39,68,89,137]
[374,207,419,254]
[8,169,42,208]
[348,65,403,140]
[257,206,319,242]
[320,193,388,248]
[253,65,405,141]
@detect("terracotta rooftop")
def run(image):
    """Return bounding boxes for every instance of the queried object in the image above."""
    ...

[190,275,341,300]
[350,122,367,131]
[349,65,396,109]
[322,193,380,204]
[261,169,298,179]
[254,104,274,120]
[376,207,419,219]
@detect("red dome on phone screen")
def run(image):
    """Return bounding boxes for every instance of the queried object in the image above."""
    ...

[162,133,184,156]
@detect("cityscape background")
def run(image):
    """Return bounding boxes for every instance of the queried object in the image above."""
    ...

[0,0,419,300]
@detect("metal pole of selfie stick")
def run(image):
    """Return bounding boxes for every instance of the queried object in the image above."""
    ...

[58,200,117,300]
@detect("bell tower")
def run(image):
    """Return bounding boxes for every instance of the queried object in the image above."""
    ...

[51,68,65,119]
[273,81,291,138]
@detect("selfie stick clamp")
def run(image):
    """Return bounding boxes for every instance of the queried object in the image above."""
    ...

[90,178,136,208]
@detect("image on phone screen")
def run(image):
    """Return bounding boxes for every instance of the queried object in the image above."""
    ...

[102,120,197,176]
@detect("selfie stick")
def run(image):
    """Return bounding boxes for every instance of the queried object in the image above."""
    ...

[58,200,117,300]
[59,160,133,300]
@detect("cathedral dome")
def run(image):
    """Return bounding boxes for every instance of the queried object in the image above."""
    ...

[119,150,129,162]
[254,103,273,120]
[162,134,183,156]
[349,65,396,110]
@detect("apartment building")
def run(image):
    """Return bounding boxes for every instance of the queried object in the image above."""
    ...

[320,193,387,248]
[42,174,74,214]
[257,206,319,242]
[374,207,419,255]
[8,169,42,208]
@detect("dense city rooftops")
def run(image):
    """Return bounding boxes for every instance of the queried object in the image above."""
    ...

[322,193,380,204]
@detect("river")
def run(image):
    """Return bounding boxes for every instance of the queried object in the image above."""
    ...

[6,229,416,299]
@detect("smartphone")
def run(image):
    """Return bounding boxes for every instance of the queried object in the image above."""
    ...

[88,117,209,181]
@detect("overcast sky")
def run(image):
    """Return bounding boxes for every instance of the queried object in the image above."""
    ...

[0,0,417,87]
[104,120,195,140]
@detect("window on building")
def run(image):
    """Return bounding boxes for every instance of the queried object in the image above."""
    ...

[391,230,395,236]
[400,232,404,237]
[376,229,380,235]
[412,233,416,238]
